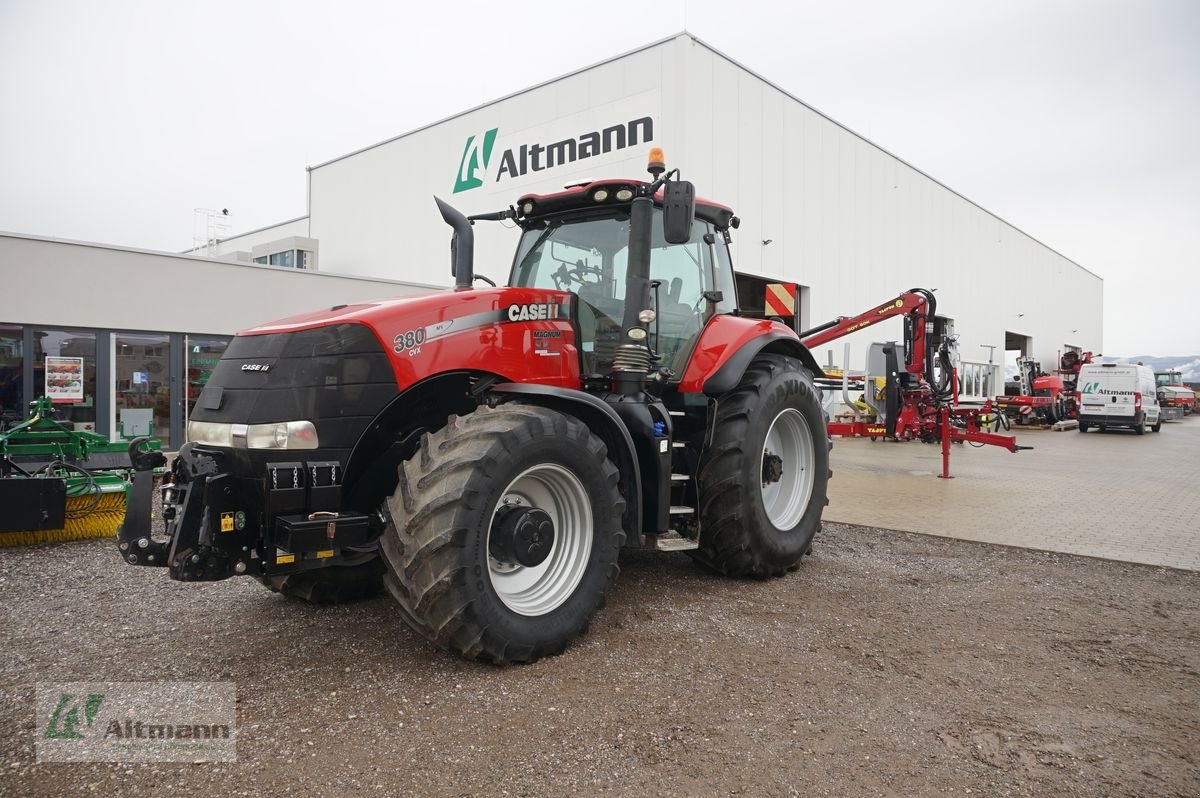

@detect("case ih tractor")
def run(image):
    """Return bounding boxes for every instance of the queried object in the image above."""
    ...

[119,149,831,663]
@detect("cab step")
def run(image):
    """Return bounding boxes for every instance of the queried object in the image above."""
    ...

[669,505,694,515]
[644,531,700,552]
[670,473,689,482]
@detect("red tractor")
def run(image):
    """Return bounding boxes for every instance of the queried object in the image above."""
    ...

[1155,369,1195,417]
[996,351,1094,425]
[119,149,831,663]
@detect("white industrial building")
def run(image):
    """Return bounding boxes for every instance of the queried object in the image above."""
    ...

[200,32,1103,388]
[2,32,1101,449]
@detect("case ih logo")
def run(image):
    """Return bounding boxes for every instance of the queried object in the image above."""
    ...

[508,303,560,322]
[453,117,654,193]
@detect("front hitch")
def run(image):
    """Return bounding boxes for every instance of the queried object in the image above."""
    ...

[117,441,243,581]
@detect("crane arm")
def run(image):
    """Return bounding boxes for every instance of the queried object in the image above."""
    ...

[800,288,937,379]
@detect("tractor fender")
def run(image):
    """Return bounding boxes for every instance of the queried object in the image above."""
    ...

[679,315,824,396]
[488,383,643,545]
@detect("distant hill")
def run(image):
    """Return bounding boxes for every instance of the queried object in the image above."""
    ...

[1101,355,1200,383]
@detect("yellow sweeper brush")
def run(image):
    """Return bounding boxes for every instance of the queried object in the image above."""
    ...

[0,487,129,547]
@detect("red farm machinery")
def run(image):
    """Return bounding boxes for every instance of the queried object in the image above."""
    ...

[1155,369,1196,420]
[794,289,1025,478]
[995,351,1095,426]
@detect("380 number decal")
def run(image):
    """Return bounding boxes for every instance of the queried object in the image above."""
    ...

[393,327,426,353]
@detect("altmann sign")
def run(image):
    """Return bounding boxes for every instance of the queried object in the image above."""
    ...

[453,116,655,193]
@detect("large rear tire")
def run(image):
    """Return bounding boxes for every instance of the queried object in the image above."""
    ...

[258,553,385,604]
[380,404,625,664]
[690,354,830,578]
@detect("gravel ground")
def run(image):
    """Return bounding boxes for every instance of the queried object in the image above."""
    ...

[1,523,1197,797]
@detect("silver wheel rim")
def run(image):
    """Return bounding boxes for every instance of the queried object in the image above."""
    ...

[487,464,593,617]
[761,408,815,531]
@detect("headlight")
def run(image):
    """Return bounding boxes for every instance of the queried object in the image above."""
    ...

[593,189,609,202]
[185,420,233,447]
[615,188,634,201]
[187,420,319,450]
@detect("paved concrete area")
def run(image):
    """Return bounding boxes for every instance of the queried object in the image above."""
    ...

[826,415,1200,571]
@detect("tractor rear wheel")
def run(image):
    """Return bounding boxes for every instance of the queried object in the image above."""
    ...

[258,553,385,604]
[380,404,625,664]
[691,354,830,578]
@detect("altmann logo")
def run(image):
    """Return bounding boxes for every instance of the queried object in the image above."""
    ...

[452,116,654,193]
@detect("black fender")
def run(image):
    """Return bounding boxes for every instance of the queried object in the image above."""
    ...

[488,383,643,547]
[702,332,824,396]
[342,371,485,514]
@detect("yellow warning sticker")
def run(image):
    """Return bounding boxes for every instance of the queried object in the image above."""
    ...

[220,512,234,533]
[315,549,335,559]
[276,553,296,565]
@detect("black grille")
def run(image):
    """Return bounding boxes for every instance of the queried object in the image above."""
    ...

[191,323,395,456]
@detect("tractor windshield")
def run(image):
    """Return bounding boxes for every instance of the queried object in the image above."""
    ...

[511,210,716,379]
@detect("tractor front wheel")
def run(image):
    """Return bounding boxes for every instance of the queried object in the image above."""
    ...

[380,404,625,664]
[692,354,830,578]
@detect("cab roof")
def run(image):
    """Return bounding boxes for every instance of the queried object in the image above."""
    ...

[516,178,735,230]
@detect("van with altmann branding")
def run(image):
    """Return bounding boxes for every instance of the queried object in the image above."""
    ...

[1076,362,1162,435]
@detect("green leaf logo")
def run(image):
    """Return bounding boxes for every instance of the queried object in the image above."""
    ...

[453,128,498,193]
[44,693,105,739]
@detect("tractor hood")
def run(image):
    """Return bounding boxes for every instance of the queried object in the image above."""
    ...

[230,284,582,395]
[239,287,494,336]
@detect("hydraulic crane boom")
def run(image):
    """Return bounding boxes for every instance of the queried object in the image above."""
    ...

[799,287,1026,478]
[800,288,937,384]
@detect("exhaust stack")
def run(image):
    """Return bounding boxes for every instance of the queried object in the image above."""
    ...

[435,197,474,289]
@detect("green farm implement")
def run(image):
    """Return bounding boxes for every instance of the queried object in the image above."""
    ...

[0,397,164,546]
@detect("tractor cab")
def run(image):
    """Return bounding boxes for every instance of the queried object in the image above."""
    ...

[509,180,738,381]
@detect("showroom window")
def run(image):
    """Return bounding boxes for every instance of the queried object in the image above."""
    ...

[32,328,97,431]
[185,335,230,423]
[115,332,171,444]
[0,324,23,429]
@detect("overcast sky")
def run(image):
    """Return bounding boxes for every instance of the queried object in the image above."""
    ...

[1,0,1197,355]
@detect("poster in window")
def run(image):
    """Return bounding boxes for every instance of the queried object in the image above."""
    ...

[45,356,84,403]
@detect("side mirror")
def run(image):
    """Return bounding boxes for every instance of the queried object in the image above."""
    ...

[661,180,695,244]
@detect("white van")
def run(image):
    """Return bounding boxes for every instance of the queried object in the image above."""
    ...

[1076,363,1162,435]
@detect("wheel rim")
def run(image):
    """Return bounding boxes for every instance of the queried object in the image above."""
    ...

[487,464,593,616]
[760,408,815,531]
